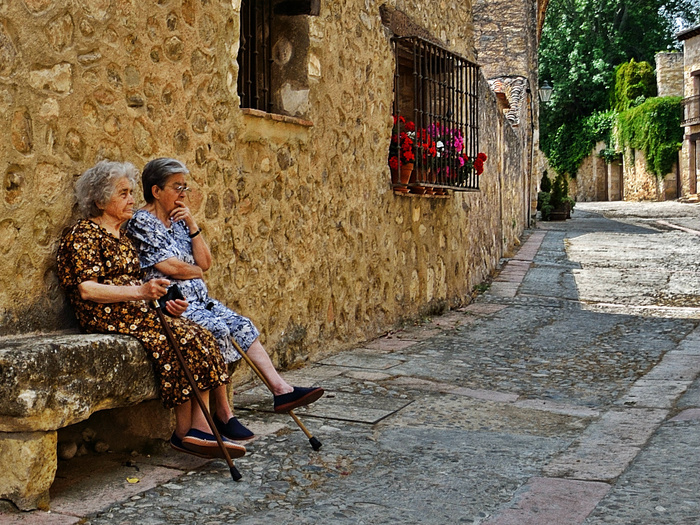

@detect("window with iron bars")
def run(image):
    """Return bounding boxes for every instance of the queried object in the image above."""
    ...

[390,36,481,194]
[237,0,318,118]
[238,0,273,112]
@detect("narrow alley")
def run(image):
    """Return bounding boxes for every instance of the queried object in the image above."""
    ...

[4,200,700,525]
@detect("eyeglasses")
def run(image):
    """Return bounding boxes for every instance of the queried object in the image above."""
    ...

[169,184,191,194]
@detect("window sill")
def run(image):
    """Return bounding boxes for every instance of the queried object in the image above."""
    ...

[239,108,313,143]
[392,185,450,197]
[241,108,313,128]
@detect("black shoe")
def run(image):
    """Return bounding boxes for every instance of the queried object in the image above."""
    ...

[214,415,255,441]
[181,429,246,459]
[273,386,324,413]
[169,432,209,458]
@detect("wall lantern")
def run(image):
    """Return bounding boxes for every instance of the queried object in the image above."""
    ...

[539,81,553,103]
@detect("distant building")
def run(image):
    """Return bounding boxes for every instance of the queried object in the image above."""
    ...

[678,24,700,196]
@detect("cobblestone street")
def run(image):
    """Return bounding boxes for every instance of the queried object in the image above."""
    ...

[3,201,700,524]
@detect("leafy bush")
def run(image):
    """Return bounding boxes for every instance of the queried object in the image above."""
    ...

[539,192,553,220]
[537,171,552,212]
[539,172,574,220]
[610,59,657,112]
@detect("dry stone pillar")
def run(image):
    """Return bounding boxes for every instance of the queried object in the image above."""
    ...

[0,431,57,511]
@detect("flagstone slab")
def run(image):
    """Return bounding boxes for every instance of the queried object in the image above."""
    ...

[236,389,413,424]
[483,477,610,525]
[543,408,668,481]
[362,338,419,351]
[616,379,691,409]
[49,455,183,516]
[318,351,406,370]
[640,352,700,381]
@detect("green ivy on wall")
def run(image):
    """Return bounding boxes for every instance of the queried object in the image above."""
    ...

[544,58,682,180]
[616,96,683,178]
[545,110,616,178]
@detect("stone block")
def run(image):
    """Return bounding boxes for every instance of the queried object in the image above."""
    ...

[0,431,57,511]
[0,333,158,432]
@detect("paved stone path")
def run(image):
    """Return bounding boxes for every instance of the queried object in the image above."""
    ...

[3,201,700,524]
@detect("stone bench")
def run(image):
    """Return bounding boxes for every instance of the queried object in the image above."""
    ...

[0,331,167,511]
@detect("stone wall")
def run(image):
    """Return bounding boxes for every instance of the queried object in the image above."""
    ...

[473,0,537,80]
[573,143,676,202]
[473,0,540,225]
[0,1,530,370]
[571,142,607,202]
[656,51,684,97]
[622,148,670,201]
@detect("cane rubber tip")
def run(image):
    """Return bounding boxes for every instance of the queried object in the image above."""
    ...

[231,466,242,481]
[309,437,322,450]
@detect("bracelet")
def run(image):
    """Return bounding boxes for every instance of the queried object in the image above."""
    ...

[188,229,201,239]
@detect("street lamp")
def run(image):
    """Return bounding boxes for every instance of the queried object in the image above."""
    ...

[539,81,553,103]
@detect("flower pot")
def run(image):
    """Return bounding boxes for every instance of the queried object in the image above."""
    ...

[390,166,399,184]
[547,204,568,221]
[393,162,413,193]
[400,163,414,184]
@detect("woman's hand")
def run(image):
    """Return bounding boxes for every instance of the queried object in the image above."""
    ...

[171,200,197,232]
[139,278,171,301]
[165,298,189,317]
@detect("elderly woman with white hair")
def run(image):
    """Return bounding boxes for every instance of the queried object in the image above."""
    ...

[126,157,324,441]
[56,159,246,459]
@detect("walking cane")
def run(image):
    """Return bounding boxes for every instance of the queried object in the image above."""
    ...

[231,339,322,451]
[153,303,243,481]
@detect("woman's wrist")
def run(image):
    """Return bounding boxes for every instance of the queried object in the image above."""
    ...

[188,228,201,239]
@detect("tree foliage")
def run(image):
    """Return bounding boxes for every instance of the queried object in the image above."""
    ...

[610,59,657,112]
[539,0,699,175]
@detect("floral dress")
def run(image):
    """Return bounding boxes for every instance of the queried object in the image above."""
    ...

[56,219,229,409]
[126,209,260,364]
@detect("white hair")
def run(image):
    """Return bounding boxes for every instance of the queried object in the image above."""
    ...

[74,160,139,217]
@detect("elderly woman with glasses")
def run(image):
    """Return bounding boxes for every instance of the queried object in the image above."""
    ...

[56,160,246,459]
[126,158,323,441]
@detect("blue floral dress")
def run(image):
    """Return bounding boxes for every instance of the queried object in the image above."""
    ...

[126,209,260,363]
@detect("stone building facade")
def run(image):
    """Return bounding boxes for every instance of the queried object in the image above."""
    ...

[679,25,700,197]
[656,51,684,97]
[0,1,540,368]
[474,0,544,223]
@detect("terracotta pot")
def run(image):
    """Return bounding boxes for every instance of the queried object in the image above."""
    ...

[392,163,413,193]
[399,163,414,185]
[390,166,399,184]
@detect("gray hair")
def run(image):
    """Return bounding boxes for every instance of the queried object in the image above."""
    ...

[142,158,190,203]
[75,160,139,218]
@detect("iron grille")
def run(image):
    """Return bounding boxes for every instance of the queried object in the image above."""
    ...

[391,36,480,193]
[681,95,700,127]
[238,0,273,112]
